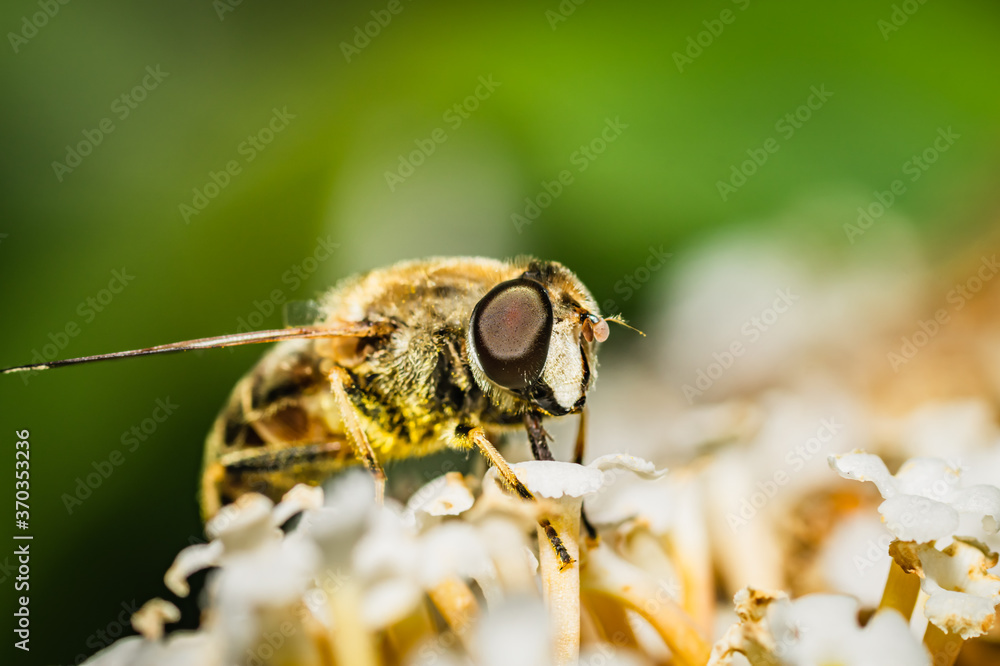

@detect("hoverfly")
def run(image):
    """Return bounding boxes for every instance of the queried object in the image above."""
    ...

[3,256,637,567]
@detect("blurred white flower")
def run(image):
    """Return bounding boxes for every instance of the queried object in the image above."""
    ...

[165,491,294,597]
[129,599,180,642]
[710,588,930,666]
[658,226,925,400]
[82,633,221,666]
[583,454,670,529]
[212,535,321,658]
[816,512,893,607]
[403,471,475,527]
[475,597,552,666]
[88,441,1000,666]
[885,399,998,460]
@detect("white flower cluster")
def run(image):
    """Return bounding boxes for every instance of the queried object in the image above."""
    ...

[829,453,1000,545]
[830,452,1000,640]
[80,435,1000,666]
[83,455,700,666]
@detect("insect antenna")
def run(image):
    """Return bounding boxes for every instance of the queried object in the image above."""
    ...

[0,326,364,375]
[604,315,646,337]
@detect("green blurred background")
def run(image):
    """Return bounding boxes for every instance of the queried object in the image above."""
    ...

[1,0,998,663]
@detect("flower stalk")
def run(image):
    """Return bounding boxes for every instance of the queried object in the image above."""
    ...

[582,543,710,666]
[581,591,641,650]
[878,558,921,621]
[427,575,480,652]
[329,578,379,666]
[923,623,963,666]
[386,602,434,660]
[535,500,583,666]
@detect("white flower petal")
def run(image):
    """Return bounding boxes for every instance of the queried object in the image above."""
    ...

[769,594,860,664]
[80,636,146,666]
[923,590,999,640]
[892,458,960,499]
[985,515,999,535]
[404,472,475,522]
[418,522,493,588]
[712,589,931,666]
[301,472,379,564]
[271,483,325,526]
[81,631,223,666]
[150,632,222,666]
[130,598,180,641]
[879,495,959,542]
[477,597,552,666]
[164,540,224,597]
[324,467,377,510]
[778,596,930,666]
[160,632,223,666]
[584,476,673,530]
[353,505,418,580]
[300,504,370,565]
[581,454,672,528]
[893,539,1000,639]
[950,485,1000,534]
[586,453,666,479]
[361,578,423,630]
[828,452,895,498]
[215,539,321,610]
[831,451,1000,544]
[206,494,278,548]
[853,610,930,666]
[524,547,539,574]
[818,514,893,607]
[211,539,320,657]
[472,515,538,595]
[508,460,604,499]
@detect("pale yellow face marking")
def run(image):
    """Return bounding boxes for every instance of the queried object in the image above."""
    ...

[541,318,586,411]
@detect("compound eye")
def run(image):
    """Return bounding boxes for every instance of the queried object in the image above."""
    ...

[471,279,553,390]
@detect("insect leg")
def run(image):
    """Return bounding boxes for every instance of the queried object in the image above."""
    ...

[201,461,226,521]
[455,425,532,500]
[573,407,598,540]
[328,366,387,503]
[201,441,348,520]
[573,405,588,465]
[453,425,575,569]
[216,441,347,471]
[523,412,554,461]
[525,409,597,540]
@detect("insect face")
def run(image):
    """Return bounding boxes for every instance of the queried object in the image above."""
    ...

[467,267,603,417]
